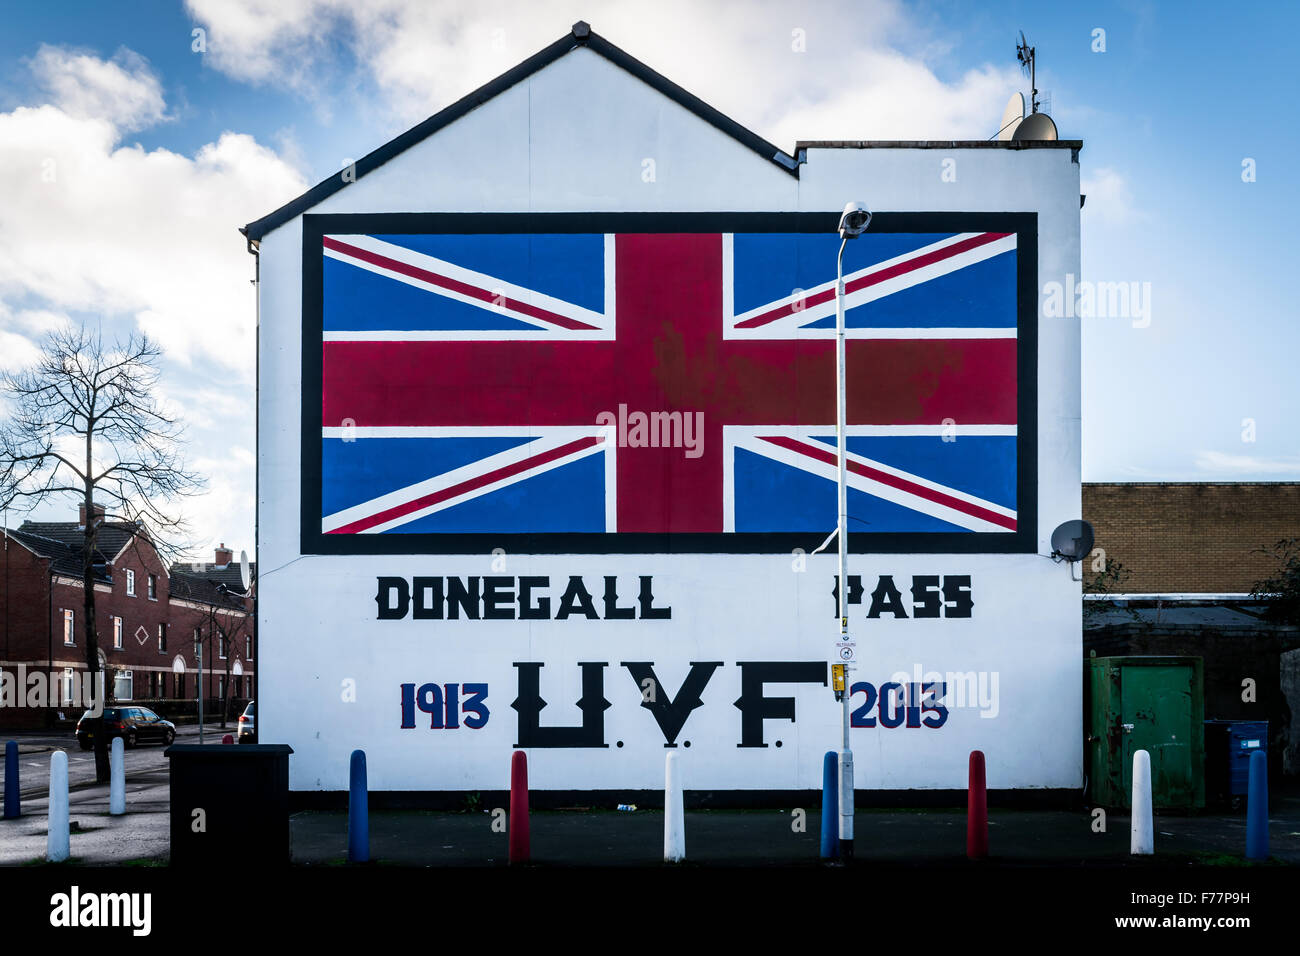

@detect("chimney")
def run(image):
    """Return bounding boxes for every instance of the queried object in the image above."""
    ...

[78,502,105,528]
[215,543,233,567]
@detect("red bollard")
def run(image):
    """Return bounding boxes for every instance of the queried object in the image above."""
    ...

[222,734,234,745]
[509,750,530,864]
[967,750,988,860]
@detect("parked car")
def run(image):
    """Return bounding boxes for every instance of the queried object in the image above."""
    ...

[76,706,176,749]
[237,700,256,743]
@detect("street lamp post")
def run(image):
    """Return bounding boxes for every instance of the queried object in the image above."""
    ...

[195,629,204,745]
[833,201,871,862]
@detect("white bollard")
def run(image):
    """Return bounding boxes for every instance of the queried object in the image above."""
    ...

[47,750,70,863]
[1130,749,1154,856]
[664,750,685,863]
[109,736,125,815]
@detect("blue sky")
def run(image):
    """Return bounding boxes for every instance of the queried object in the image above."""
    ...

[0,0,1295,554]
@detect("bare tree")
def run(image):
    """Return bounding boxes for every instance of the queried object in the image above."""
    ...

[198,595,251,730]
[0,324,203,780]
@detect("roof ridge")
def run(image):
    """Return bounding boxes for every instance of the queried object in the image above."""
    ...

[243,22,798,241]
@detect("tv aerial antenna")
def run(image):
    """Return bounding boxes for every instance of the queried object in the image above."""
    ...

[1016,30,1039,113]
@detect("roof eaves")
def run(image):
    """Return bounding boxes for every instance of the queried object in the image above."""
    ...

[243,23,799,241]
[795,140,1084,149]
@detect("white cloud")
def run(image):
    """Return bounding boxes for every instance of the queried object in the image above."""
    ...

[0,52,306,373]
[0,330,41,372]
[185,0,1026,144]
[1194,450,1300,477]
[1081,166,1139,226]
[186,447,256,561]
[0,46,305,551]
[30,44,168,133]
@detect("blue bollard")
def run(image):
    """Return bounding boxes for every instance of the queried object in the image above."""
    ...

[4,741,19,819]
[1245,750,1268,861]
[348,749,369,863]
[820,751,839,859]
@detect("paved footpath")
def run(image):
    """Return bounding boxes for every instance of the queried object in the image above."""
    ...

[2,740,1299,867]
[0,722,230,866]
[289,796,1300,867]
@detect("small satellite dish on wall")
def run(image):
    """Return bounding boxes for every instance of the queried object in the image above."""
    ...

[1012,111,1058,141]
[1050,520,1095,563]
[239,550,251,591]
[997,92,1024,141]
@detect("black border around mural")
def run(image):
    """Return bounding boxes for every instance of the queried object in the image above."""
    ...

[299,212,1038,555]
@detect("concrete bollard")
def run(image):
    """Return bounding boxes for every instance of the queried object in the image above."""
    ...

[508,750,529,864]
[664,750,685,863]
[1130,749,1154,856]
[967,750,988,860]
[348,749,369,863]
[1245,750,1268,861]
[47,751,69,863]
[109,736,125,816]
[820,751,839,859]
[4,740,19,819]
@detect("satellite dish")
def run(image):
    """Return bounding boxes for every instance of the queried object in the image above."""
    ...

[1050,520,1095,562]
[239,550,251,591]
[1013,111,1058,141]
[997,92,1024,141]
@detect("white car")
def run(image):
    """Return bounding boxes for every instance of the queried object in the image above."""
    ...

[237,700,256,743]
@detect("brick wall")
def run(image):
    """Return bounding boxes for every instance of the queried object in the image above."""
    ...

[1,532,254,729]
[0,537,53,666]
[1083,482,1300,594]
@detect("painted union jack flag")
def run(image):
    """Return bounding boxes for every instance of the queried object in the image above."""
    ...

[308,215,1032,553]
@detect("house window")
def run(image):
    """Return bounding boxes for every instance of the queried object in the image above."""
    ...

[246,635,254,660]
[126,569,135,596]
[159,673,166,697]
[147,574,157,600]
[113,616,123,649]
[218,674,227,700]
[158,623,167,653]
[63,609,75,645]
[218,634,227,660]
[193,627,201,658]
[114,670,133,702]
[62,667,75,705]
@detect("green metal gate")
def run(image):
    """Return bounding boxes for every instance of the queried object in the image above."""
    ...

[1086,656,1205,809]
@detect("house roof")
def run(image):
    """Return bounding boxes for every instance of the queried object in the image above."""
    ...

[1085,598,1299,636]
[242,21,799,241]
[171,561,255,594]
[168,569,247,609]
[5,527,96,579]
[9,520,149,581]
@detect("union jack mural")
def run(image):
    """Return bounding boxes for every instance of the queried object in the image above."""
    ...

[303,213,1035,553]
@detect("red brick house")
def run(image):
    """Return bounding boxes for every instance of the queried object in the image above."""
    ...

[0,504,254,729]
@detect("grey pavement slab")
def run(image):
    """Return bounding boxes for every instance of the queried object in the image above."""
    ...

[288,798,1300,867]
[0,767,169,866]
[3,762,1299,868]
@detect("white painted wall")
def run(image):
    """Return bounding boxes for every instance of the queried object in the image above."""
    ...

[256,46,1082,792]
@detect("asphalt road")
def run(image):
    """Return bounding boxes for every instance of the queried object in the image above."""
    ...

[1,721,237,798]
